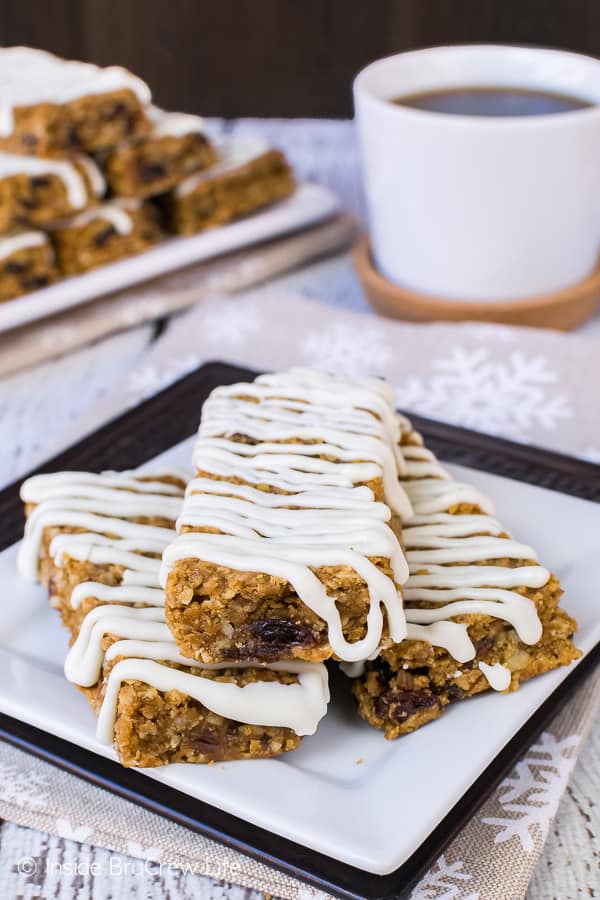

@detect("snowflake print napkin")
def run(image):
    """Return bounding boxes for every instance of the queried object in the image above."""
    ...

[68,290,600,459]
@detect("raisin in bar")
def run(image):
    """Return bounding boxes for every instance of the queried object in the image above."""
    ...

[49,198,163,275]
[161,368,411,665]
[19,468,328,766]
[0,47,151,156]
[0,231,58,301]
[351,417,580,737]
[164,134,294,235]
[101,107,218,199]
[63,603,328,766]
[0,152,105,233]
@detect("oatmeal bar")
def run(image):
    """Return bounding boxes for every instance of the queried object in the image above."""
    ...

[351,419,580,737]
[0,152,105,233]
[0,231,58,301]
[19,468,188,633]
[100,107,218,199]
[49,199,163,275]
[164,135,294,235]
[63,603,328,766]
[0,47,151,156]
[162,369,411,665]
[19,468,328,766]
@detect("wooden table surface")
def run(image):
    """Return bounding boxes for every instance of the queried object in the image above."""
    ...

[0,119,597,900]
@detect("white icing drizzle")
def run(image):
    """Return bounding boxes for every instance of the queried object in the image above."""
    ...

[0,152,104,208]
[164,369,411,662]
[0,230,48,261]
[396,422,548,681]
[20,464,329,743]
[76,155,107,198]
[0,47,151,137]
[175,134,272,196]
[51,198,143,235]
[161,533,405,662]
[478,661,512,691]
[195,369,411,517]
[18,469,186,582]
[97,657,328,742]
[64,596,329,741]
[148,106,206,138]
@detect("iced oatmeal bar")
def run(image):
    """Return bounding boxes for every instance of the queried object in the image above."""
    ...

[0,231,58,301]
[351,418,580,737]
[162,369,411,665]
[49,199,163,275]
[164,135,294,235]
[19,468,328,766]
[0,47,151,156]
[0,152,105,232]
[101,108,218,199]
[19,468,188,632]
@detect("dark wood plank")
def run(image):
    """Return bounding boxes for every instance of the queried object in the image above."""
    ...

[1,0,599,116]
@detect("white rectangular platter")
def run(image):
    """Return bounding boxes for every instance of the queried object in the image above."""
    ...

[0,435,598,876]
[0,182,339,334]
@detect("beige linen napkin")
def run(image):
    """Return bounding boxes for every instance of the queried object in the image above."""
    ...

[0,213,355,379]
[68,290,600,459]
[2,291,599,899]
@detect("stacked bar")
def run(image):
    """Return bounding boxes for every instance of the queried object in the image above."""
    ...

[100,107,219,198]
[165,135,294,235]
[0,47,157,298]
[0,47,151,157]
[161,369,411,665]
[50,199,163,275]
[19,467,328,766]
[0,46,294,302]
[351,416,581,737]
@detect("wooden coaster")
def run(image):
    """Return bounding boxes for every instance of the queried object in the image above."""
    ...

[353,236,600,330]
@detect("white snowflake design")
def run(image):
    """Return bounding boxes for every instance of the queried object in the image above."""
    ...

[395,347,572,439]
[482,731,580,853]
[124,352,202,400]
[0,761,49,811]
[202,299,263,348]
[126,840,163,862]
[301,321,391,377]
[462,323,516,343]
[410,855,480,900]
[55,817,93,843]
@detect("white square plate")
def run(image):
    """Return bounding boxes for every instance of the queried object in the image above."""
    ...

[0,435,598,879]
[0,182,339,334]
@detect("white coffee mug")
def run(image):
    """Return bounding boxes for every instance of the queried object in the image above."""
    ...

[353,45,600,301]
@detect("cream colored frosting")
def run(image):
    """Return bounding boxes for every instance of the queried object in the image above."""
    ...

[0,47,151,137]
[398,425,547,684]
[175,134,271,196]
[0,151,105,208]
[18,469,186,582]
[19,465,329,742]
[148,106,206,138]
[0,230,48,261]
[52,198,143,235]
[162,368,411,662]
[478,661,512,691]
[64,604,329,740]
